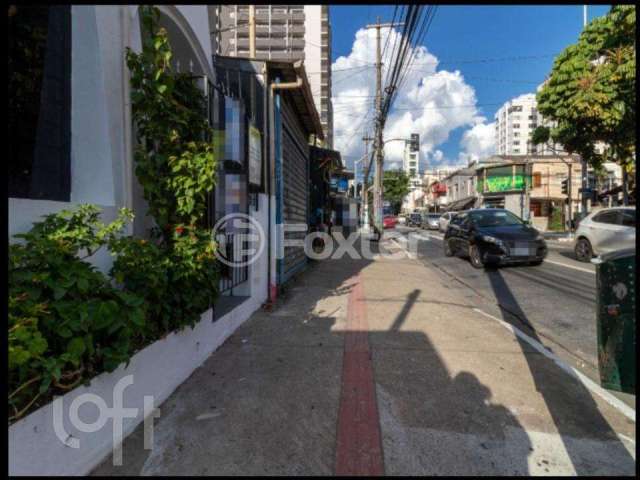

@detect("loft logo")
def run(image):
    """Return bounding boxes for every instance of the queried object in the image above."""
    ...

[52,375,159,466]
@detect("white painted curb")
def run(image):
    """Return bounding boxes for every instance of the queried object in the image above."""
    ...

[473,308,636,423]
[9,297,262,476]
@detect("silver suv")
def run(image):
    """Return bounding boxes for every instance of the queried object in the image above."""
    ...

[574,207,636,262]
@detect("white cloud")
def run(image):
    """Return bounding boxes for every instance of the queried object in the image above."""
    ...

[459,121,496,164]
[331,27,490,172]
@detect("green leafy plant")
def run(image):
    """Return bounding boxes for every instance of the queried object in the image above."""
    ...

[548,205,564,232]
[114,5,220,332]
[383,169,412,215]
[9,206,146,421]
[8,6,223,423]
[535,5,635,172]
[125,6,216,234]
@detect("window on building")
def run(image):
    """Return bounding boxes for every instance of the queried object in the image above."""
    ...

[533,172,542,188]
[512,123,520,129]
[513,141,520,145]
[9,5,71,200]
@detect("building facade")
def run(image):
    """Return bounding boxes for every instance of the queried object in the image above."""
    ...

[401,139,424,212]
[494,93,564,156]
[421,167,459,212]
[441,167,478,212]
[212,5,333,147]
[9,6,324,474]
[475,155,582,231]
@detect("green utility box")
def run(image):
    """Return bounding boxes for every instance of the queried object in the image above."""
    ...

[594,248,636,394]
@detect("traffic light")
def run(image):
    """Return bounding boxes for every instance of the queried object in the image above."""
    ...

[410,133,419,152]
[561,179,568,195]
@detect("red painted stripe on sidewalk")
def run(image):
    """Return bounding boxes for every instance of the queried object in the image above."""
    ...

[335,273,384,476]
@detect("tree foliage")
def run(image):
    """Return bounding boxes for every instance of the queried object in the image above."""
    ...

[383,169,411,214]
[535,5,635,171]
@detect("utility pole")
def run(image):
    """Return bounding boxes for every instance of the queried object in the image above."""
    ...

[579,4,589,218]
[362,134,373,228]
[248,5,256,58]
[365,17,403,239]
[567,163,574,233]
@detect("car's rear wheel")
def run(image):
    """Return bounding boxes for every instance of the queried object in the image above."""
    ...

[574,238,593,262]
[444,239,454,257]
[469,244,484,269]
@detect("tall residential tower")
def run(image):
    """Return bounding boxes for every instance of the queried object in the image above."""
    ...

[494,92,565,156]
[212,5,333,147]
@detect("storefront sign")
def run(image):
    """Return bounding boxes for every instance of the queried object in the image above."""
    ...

[330,176,349,193]
[482,174,529,193]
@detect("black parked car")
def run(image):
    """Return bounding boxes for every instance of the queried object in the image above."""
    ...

[443,209,547,268]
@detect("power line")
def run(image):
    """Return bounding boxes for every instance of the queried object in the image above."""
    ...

[409,53,559,67]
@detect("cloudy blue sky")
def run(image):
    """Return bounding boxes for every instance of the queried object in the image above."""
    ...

[329,4,611,175]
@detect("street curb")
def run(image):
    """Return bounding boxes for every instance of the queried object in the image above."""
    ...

[473,308,636,422]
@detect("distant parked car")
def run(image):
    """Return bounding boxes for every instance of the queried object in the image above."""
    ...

[421,213,441,230]
[573,207,636,262]
[439,212,456,232]
[383,215,398,229]
[407,213,422,227]
[444,208,547,268]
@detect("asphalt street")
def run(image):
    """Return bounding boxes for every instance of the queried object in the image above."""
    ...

[394,225,600,375]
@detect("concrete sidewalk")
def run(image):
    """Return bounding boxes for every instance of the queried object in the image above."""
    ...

[93,236,635,476]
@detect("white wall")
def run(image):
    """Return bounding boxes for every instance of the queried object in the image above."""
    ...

[71,6,116,206]
[304,6,323,116]
[174,6,213,74]
[9,5,217,268]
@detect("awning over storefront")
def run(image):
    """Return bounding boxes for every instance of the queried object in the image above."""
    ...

[445,196,476,211]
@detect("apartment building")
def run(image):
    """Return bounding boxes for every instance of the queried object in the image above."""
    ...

[212,5,333,147]
[401,140,424,211]
[494,92,564,156]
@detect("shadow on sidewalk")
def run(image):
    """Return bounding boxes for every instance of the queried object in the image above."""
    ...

[484,268,635,474]
[371,286,533,475]
[92,238,631,475]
